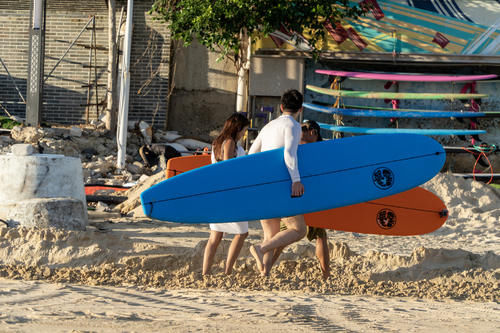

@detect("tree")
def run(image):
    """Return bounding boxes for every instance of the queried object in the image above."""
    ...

[151,0,364,112]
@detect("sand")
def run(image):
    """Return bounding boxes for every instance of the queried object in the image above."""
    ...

[1,279,498,332]
[0,173,499,331]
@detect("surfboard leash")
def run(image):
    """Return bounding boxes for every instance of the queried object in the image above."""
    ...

[461,144,496,184]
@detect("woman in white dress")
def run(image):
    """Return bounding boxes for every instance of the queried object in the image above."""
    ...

[202,113,250,275]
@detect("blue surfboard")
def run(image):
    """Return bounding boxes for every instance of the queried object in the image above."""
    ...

[141,134,445,223]
[318,123,486,136]
[303,103,485,118]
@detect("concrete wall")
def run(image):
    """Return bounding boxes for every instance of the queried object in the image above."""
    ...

[168,39,238,141]
[0,0,169,127]
[250,57,304,97]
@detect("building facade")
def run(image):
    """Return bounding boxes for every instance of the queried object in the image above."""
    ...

[0,0,170,127]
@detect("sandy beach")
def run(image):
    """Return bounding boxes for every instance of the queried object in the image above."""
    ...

[1,279,498,332]
[0,173,499,331]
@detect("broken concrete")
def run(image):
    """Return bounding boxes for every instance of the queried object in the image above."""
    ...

[11,143,34,156]
[6,197,87,230]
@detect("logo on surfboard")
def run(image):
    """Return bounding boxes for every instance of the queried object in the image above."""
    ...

[376,209,396,229]
[372,167,394,190]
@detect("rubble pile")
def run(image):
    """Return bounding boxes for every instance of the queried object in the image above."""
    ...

[0,122,212,187]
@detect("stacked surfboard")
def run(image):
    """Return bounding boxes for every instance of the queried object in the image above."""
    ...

[305,69,497,136]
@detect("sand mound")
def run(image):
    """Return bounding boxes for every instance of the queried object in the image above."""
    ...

[0,225,498,302]
[422,173,500,213]
[0,225,164,268]
[0,172,498,302]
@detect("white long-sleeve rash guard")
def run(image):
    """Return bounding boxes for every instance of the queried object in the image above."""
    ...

[248,114,302,182]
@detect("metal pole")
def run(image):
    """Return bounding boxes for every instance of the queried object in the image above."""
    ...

[44,17,94,83]
[85,17,93,123]
[116,0,133,169]
[0,57,26,104]
[26,0,46,126]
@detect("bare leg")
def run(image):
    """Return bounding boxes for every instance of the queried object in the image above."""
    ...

[261,218,280,275]
[316,235,330,280]
[270,246,286,268]
[250,218,279,275]
[260,215,307,253]
[224,232,248,275]
[202,231,223,275]
[251,216,306,276]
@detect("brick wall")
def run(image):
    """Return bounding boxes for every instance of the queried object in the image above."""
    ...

[0,0,170,127]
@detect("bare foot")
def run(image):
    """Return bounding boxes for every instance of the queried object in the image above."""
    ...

[249,244,264,272]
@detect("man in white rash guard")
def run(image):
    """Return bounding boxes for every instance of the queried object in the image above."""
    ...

[248,89,307,276]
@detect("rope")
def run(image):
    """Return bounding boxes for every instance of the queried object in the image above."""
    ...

[330,77,343,139]
[461,144,496,184]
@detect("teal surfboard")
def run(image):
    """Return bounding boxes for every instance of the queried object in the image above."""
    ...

[303,103,484,118]
[318,123,486,136]
[141,134,445,223]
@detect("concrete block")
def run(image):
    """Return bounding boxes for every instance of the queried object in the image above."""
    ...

[69,126,83,137]
[6,197,87,231]
[0,154,87,222]
[11,144,34,156]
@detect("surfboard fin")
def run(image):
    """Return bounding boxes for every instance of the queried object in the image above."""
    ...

[439,209,449,218]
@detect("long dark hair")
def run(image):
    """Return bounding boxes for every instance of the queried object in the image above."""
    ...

[212,113,250,161]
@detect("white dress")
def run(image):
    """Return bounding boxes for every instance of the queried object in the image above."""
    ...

[209,142,249,234]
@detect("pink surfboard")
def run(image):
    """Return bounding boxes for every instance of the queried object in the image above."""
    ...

[315,70,498,82]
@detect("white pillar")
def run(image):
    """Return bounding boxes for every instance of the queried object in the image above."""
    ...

[116,0,134,169]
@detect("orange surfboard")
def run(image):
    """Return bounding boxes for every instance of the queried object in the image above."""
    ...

[305,187,448,236]
[165,155,448,236]
[165,154,212,178]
